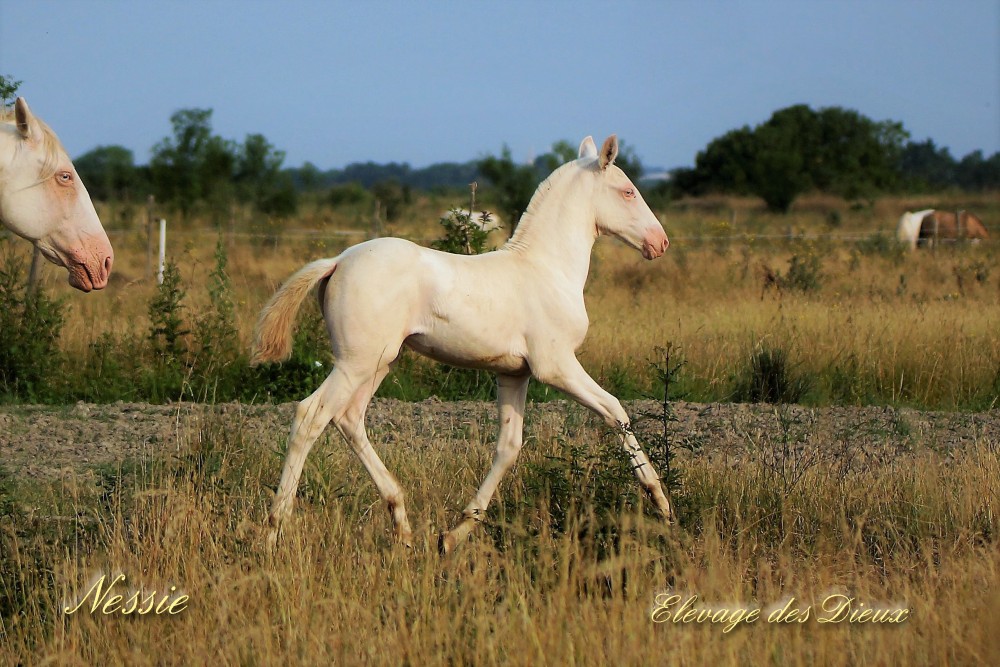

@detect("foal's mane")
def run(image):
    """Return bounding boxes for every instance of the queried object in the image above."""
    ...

[504,157,594,252]
[1,106,65,179]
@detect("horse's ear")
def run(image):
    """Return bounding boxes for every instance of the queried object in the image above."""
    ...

[578,136,597,160]
[599,135,618,171]
[14,97,32,140]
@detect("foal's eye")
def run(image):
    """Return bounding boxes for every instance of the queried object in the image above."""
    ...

[623,188,636,199]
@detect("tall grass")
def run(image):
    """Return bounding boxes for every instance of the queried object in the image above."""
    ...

[0,401,997,663]
[2,192,998,409]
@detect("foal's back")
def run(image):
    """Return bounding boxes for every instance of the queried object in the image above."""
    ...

[323,237,547,374]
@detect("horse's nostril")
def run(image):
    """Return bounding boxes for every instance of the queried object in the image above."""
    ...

[104,255,113,272]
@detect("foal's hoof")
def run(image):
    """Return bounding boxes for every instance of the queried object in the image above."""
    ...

[438,531,458,556]
[264,529,279,553]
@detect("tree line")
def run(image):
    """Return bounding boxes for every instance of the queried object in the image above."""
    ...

[668,104,1000,211]
[70,102,1000,221]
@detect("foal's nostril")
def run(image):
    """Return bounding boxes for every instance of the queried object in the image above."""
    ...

[104,255,113,273]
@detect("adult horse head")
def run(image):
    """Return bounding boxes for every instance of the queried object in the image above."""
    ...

[0,98,113,291]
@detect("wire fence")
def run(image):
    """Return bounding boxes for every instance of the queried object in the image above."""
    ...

[93,226,993,246]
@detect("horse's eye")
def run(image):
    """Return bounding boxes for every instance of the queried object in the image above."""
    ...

[623,188,636,199]
[57,171,73,185]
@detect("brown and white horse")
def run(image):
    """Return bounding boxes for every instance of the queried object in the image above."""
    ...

[897,209,989,250]
[0,98,113,291]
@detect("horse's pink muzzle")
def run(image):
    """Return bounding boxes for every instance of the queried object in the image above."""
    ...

[642,230,670,260]
[45,236,114,292]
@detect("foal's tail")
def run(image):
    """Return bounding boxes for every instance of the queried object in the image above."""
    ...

[250,257,339,365]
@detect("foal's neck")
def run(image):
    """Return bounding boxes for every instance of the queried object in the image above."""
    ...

[502,169,597,291]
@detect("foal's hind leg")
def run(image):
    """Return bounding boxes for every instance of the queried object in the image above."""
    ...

[267,369,353,550]
[534,355,673,521]
[441,374,530,554]
[267,364,413,549]
[330,365,414,546]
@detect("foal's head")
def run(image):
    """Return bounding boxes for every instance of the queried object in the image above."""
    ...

[582,135,668,260]
[1,98,113,291]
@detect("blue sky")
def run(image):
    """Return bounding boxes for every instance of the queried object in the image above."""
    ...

[1,1,997,170]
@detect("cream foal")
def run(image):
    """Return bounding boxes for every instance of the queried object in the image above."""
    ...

[253,135,672,553]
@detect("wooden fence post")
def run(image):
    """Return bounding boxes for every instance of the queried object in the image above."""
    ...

[26,245,42,297]
[371,199,383,239]
[146,194,155,279]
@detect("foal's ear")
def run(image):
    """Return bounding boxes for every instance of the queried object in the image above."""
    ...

[14,97,33,140]
[599,135,618,171]
[578,136,598,160]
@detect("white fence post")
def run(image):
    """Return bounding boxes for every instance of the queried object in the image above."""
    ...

[157,218,166,285]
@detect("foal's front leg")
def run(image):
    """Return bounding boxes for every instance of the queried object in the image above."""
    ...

[534,355,673,521]
[440,374,530,554]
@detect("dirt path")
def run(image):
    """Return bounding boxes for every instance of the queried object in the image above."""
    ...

[2,399,997,482]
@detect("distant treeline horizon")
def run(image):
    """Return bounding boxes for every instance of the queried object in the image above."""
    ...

[68,104,1000,219]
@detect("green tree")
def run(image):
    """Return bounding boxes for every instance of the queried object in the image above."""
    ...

[235,133,297,217]
[370,179,409,222]
[0,74,21,109]
[537,139,579,172]
[200,135,238,215]
[751,110,813,213]
[74,145,143,201]
[811,107,906,200]
[296,161,323,191]
[956,150,1000,191]
[150,108,215,215]
[680,126,757,196]
[477,145,541,233]
[613,140,644,183]
[679,104,909,212]
[899,139,956,191]
[149,108,242,218]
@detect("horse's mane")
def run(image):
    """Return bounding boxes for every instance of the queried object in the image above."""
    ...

[1,106,64,179]
[504,158,595,252]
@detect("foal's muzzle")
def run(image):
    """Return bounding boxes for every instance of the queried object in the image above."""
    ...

[642,233,669,260]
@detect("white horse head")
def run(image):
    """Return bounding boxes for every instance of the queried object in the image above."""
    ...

[0,98,113,291]
[580,134,669,260]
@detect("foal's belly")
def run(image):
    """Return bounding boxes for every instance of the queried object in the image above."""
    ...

[403,333,530,375]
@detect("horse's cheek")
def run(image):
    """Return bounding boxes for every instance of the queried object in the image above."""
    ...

[45,178,80,223]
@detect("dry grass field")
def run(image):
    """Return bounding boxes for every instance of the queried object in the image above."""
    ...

[1,192,999,664]
[17,190,999,408]
[1,398,998,664]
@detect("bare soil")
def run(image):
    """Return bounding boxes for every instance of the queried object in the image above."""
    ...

[1,399,997,483]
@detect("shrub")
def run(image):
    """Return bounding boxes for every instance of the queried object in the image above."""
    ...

[779,253,823,293]
[855,232,906,264]
[432,209,492,256]
[145,261,189,399]
[190,239,244,400]
[512,432,639,560]
[733,344,810,404]
[327,181,370,207]
[0,249,65,401]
